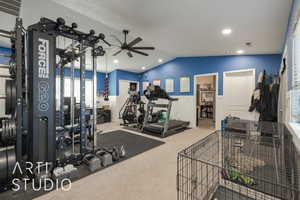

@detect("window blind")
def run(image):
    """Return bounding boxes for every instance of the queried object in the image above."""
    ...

[56,77,93,110]
[0,0,21,16]
[292,22,300,123]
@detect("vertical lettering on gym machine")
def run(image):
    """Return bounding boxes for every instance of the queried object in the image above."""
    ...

[37,38,49,79]
[37,38,50,111]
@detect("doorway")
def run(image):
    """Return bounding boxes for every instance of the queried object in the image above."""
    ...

[195,74,217,129]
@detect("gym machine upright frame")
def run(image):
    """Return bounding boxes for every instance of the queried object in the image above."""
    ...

[0,18,24,176]
[0,16,109,190]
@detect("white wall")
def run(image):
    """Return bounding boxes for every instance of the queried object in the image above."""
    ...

[107,96,119,122]
[152,96,196,127]
[215,95,224,130]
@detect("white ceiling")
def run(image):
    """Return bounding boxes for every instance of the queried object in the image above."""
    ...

[0,0,293,72]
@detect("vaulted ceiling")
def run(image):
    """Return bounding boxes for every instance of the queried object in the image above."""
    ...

[53,0,292,56]
[0,0,293,72]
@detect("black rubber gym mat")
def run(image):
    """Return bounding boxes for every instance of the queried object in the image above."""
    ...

[0,130,165,200]
[97,130,165,159]
[124,125,191,138]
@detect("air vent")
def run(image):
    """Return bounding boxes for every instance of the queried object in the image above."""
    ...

[245,42,252,47]
[0,0,21,16]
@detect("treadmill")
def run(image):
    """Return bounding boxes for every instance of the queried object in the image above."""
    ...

[143,120,190,137]
[142,92,190,137]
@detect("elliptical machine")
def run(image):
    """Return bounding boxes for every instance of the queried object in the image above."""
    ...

[119,82,145,126]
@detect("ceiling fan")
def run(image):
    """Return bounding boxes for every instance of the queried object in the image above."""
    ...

[111,30,155,57]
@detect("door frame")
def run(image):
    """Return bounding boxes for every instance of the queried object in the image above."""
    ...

[194,73,218,128]
[223,68,256,120]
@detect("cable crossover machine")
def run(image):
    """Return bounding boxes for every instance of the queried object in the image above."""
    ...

[0,16,125,191]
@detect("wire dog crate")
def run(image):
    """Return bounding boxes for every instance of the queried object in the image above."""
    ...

[177,126,299,200]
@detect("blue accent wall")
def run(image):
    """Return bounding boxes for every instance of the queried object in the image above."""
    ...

[97,72,107,94]
[116,69,141,82]
[0,46,282,97]
[108,69,141,96]
[141,54,282,95]
[0,47,11,65]
[283,0,300,90]
[108,70,118,96]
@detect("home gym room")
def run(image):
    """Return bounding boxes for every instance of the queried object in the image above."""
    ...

[0,0,299,200]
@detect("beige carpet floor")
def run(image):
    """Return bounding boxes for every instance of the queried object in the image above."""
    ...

[198,119,215,129]
[36,122,214,200]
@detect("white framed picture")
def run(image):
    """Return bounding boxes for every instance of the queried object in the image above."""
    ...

[143,81,149,91]
[165,79,174,92]
[153,79,161,86]
[180,76,190,92]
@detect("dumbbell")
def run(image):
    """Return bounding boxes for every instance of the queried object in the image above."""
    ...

[95,149,112,167]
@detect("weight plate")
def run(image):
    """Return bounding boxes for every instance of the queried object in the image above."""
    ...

[5,80,16,115]
[6,146,16,182]
[1,120,5,143]
[0,147,8,184]
[8,121,11,139]
[11,81,16,114]
[5,80,12,115]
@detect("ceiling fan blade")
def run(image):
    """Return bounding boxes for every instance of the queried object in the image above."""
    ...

[127,51,133,58]
[110,34,123,45]
[132,47,155,50]
[112,50,122,56]
[130,49,149,56]
[127,37,142,47]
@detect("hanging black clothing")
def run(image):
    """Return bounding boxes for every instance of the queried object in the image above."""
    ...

[258,84,273,121]
[249,74,280,122]
[270,83,279,121]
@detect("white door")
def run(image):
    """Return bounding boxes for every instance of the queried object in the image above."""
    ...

[223,69,255,120]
